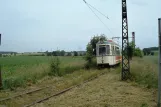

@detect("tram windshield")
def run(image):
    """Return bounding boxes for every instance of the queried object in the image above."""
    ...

[99,45,110,55]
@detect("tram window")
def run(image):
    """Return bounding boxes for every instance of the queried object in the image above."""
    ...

[99,46,106,55]
[99,45,110,55]
[106,45,110,54]
[116,47,120,55]
[112,46,115,55]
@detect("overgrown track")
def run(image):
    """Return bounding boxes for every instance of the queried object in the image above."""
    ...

[0,86,51,102]
[0,69,111,107]
[23,71,108,107]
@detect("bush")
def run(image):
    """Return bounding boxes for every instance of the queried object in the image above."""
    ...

[49,57,83,76]
[83,43,97,69]
[3,77,25,90]
[134,47,143,58]
[74,51,78,56]
[84,58,97,69]
[49,56,61,76]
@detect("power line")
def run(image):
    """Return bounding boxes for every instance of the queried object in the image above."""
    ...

[84,0,109,20]
[83,0,120,33]
[83,0,115,37]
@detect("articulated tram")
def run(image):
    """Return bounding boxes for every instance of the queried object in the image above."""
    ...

[96,39,122,66]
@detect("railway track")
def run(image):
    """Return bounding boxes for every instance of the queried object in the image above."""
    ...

[0,86,51,102]
[23,71,107,107]
[0,71,109,107]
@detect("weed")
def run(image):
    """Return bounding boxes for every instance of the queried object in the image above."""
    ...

[49,56,61,76]
[84,58,97,69]
[130,57,158,88]
[141,103,148,107]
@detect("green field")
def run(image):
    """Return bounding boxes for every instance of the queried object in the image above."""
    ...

[0,55,159,90]
[153,51,159,56]
[143,55,158,65]
[0,55,160,107]
[0,56,85,89]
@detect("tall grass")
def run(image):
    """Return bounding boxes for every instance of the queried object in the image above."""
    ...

[1,56,85,90]
[2,64,49,89]
[49,56,85,76]
[130,57,158,88]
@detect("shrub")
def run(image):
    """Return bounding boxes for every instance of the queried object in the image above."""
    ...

[49,56,61,76]
[84,58,97,69]
[3,77,25,90]
[74,51,78,56]
[134,47,143,58]
[83,44,97,69]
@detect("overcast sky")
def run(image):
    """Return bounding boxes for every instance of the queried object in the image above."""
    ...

[0,0,160,52]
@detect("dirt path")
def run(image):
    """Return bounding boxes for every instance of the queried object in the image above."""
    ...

[34,71,157,107]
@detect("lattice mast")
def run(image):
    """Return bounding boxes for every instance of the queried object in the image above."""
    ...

[122,0,130,80]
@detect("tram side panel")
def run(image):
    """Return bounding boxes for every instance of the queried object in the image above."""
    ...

[115,55,122,64]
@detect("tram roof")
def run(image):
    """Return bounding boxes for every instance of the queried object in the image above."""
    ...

[96,40,119,46]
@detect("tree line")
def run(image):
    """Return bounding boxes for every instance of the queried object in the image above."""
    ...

[46,50,86,56]
[143,47,158,56]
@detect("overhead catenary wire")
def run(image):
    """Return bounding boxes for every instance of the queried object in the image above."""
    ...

[84,0,119,30]
[83,0,109,20]
[83,0,115,37]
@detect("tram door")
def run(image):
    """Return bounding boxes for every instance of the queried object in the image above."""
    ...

[111,45,115,65]
[99,45,106,64]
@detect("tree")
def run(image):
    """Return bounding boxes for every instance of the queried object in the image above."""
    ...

[74,51,78,56]
[128,46,133,60]
[89,34,107,56]
[85,44,93,62]
[52,51,57,56]
[60,50,65,56]
[52,50,61,56]
[125,41,143,59]
[150,52,154,56]
[134,47,143,57]
[127,41,135,60]
[67,52,71,56]
[143,48,151,56]
[84,43,95,69]
[14,53,17,56]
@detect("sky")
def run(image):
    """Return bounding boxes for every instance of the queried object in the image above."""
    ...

[0,0,160,52]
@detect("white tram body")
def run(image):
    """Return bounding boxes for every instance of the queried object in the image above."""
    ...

[96,40,122,66]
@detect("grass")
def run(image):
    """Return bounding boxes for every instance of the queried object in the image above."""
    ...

[0,55,159,106]
[0,69,108,106]
[130,56,158,88]
[0,54,159,90]
[41,68,156,107]
[152,51,159,56]
[0,56,85,89]
[143,56,158,64]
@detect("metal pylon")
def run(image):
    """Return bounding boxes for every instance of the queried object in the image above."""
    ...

[122,0,130,80]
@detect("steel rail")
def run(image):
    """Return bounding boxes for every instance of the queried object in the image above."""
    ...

[0,86,51,102]
[23,71,108,107]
